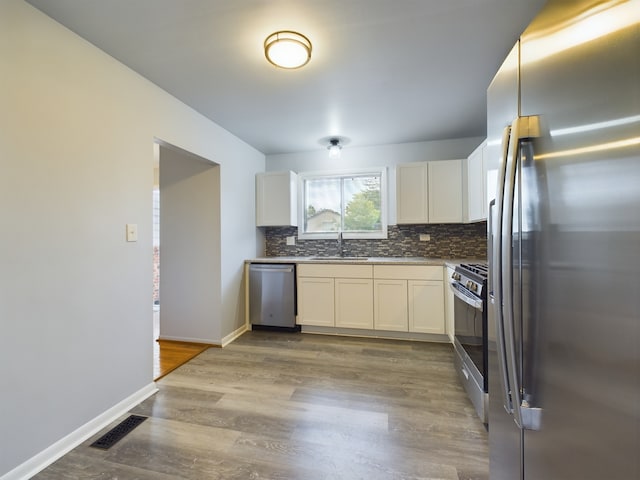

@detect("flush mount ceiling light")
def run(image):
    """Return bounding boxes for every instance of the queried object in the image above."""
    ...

[264,31,312,69]
[327,138,342,159]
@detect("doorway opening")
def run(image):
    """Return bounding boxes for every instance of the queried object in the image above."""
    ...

[153,184,160,341]
[152,141,221,380]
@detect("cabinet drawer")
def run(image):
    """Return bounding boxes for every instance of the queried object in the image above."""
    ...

[373,265,442,281]
[298,264,372,278]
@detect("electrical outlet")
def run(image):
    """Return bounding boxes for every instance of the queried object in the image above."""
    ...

[419,234,431,242]
[286,236,296,246]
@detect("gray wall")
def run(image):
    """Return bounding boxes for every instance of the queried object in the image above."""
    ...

[0,0,264,476]
[159,145,221,343]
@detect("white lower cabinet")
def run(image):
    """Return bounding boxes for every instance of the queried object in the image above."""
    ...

[374,279,409,331]
[297,263,445,335]
[297,264,372,327]
[408,280,445,334]
[297,277,335,326]
[374,265,444,334]
[335,278,374,329]
[444,266,455,341]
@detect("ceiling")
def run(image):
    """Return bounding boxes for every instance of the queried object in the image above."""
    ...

[25,0,545,155]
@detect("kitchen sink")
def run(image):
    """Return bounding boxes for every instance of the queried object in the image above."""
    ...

[309,256,370,261]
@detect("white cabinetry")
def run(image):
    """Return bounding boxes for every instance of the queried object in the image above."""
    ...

[407,281,444,334]
[444,265,455,341]
[396,163,429,224]
[373,265,444,334]
[465,141,487,222]
[428,159,463,223]
[396,160,463,224]
[335,278,374,329]
[297,264,372,328]
[298,263,445,335]
[374,279,409,331]
[256,171,297,227]
[297,276,334,326]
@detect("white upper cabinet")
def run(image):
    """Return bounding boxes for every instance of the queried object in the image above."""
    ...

[465,141,487,222]
[256,171,297,227]
[396,162,429,224]
[428,159,463,223]
[396,160,463,224]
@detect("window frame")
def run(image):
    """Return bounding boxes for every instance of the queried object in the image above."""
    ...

[297,168,388,240]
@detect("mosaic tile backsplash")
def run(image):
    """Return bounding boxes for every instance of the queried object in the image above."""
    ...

[264,223,488,259]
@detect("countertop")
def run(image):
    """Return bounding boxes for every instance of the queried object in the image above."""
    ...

[246,256,485,267]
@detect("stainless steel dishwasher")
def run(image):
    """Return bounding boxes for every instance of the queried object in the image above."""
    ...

[249,263,297,329]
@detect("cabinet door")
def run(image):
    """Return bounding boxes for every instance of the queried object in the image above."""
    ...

[297,277,334,326]
[256,171,297,227]
[444,267,456,341]
[396,163,428,224]
[408,280,445,334]
[467,142,486,222]
[428,160,463,223]
[335,278,374,329]
[374,279,408,332]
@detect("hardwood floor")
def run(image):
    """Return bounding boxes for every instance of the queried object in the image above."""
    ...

[35,331,489,480]
[154,340,212,380]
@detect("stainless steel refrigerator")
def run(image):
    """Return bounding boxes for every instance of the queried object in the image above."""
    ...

[487,1,640,479]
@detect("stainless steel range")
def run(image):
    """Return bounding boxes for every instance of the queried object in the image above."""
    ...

[451,262,488,424]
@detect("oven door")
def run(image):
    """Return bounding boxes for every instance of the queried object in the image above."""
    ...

[451,281,488,423]
[452,283,484,345]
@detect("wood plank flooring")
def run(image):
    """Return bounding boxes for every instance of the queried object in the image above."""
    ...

[154,340,212,380]
[35,331,489,480]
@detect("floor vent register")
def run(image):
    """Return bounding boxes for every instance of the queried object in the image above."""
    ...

[90,415,147,450]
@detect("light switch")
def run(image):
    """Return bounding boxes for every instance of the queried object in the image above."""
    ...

[126,223,138,242]
[419,234,431,242]
[286,236,296,246]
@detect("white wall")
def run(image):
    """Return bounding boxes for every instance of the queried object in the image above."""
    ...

[0,0,264,476]
[266,137,483,224]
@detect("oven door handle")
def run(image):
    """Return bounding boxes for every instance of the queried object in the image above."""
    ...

[449,283,483,310]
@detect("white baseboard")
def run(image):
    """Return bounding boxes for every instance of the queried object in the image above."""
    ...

[158,335,218,345]
[221,323,249,347]
[1,383,158,480]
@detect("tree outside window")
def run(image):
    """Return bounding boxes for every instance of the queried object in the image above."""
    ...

[301,170,386,239]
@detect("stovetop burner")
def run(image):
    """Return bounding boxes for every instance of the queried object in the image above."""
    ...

[457,263,488,281]
[453,262,488,298]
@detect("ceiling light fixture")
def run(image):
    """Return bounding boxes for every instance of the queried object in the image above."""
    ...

[264,31,312,69]
[327,138,342,159]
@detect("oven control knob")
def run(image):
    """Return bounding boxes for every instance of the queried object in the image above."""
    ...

[466,281,472,289]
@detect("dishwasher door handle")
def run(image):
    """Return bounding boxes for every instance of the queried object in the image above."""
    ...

[250,265,294,273]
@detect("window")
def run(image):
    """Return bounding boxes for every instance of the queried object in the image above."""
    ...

[299,169,387,239]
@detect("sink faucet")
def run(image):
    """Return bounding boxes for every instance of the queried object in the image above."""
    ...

[337,230,343,257]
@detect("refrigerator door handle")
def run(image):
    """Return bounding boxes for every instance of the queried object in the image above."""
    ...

[501,116,542,430]
[521,402,543,431]
[501,117,524,428]
[492,130,514,414]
